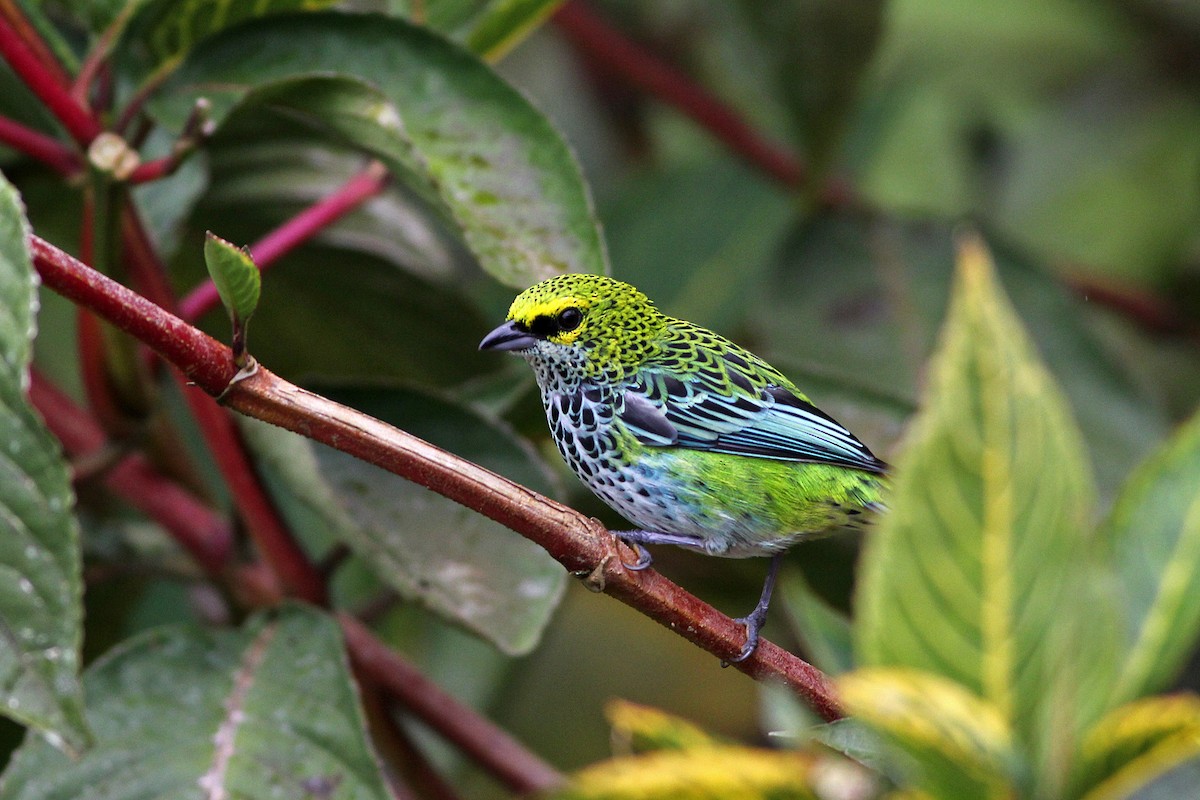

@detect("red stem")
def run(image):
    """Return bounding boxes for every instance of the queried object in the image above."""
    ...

[0,1,72,90]
[117,206,328,605]
[342,615,564,795]
[554,2,803,185]
[29,371,233,574]
[0,14,100,146]
[0,114,80,174]
[179,161,391,322]
[30,233,844,721]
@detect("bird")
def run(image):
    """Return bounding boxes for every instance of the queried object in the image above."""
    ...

[479,274,887,661]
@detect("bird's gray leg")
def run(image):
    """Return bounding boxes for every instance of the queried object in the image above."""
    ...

[613,529,705,571]
[727,553,783,663]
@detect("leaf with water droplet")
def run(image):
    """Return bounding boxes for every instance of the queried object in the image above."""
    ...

[0,172,89,754]
[0,606,391,799]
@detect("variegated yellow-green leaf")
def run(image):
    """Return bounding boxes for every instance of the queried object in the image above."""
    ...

[605,700,720,755]
[0,171,89,755]
[855,235,1101,790]
[203,231,260,328]
[838,668,1017,800]
[1078,695,1200,800]
[547,746,843,800]
[1101,408,1200,706]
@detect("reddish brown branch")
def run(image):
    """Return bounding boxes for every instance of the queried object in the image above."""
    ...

[31,232,844,722]
[0,15,100,146]
[342,615,564,795]
[179,161,391,322]
[0,115,80,175]
[29,371,233,574]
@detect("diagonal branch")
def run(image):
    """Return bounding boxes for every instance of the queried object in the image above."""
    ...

[0,14,100,146]
[0,114,80,175]
[30,232,843,722]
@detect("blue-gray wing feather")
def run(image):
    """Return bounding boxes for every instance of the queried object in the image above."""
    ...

[619,367,886,474]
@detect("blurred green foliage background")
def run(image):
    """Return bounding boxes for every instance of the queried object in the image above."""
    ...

[6,0,1200,790]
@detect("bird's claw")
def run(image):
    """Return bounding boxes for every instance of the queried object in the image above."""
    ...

[618,538,653,571]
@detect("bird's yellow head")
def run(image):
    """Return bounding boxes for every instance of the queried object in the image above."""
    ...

[479,274,667,381]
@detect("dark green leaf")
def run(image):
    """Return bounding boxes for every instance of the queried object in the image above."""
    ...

[150,13,607,286]
[241,384,566,655]
[0,606,391,799]
[118,0,340,80]
[0,172,88,755]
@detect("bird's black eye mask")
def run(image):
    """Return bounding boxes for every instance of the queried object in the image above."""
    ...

[516,307,584,339]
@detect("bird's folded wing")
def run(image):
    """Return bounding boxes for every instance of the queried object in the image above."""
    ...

[620,374,886,473]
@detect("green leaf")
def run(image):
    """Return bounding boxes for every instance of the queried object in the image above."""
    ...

[1078,696,1200,800]
[854,235,1100,787]
[1101,408,1200,706]
[837,668,1018,800]
[150,12,607,287]
[463,0,566,61]
[777,570,854,676]
[203,231,260,326]
[0,606,391,799]
[601,159,794,331]
[118,0,340,80]
[241,384,566,655]
[0,172,89,755]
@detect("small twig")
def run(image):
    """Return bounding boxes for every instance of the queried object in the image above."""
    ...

[30,232,844,721]
[0,14,100,146]
[128,98,214,184]
[0,114,81,175]
[179,161,392,322]
[343,615,564,795]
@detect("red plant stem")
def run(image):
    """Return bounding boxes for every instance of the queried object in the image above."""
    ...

[0,1,72,91]
[0,15,100,146]
[554,2,802,185]
[117,207,328,605]
[30,233,844,722]
[342,615,565,795]
[127,154,178,184]
[29,371,233,574]
[178,161,391,322]
[0,114,80,174]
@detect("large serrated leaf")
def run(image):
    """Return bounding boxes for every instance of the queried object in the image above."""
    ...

[1101,409,1200,706]
[854,236,1101,788]
[0,172,88,755]
[1077,696,1200,800]
[149,12,607,287]
[241,384,566,655]
[838,668,1017,800]
[118,0,340,79]
[0,606,390,800]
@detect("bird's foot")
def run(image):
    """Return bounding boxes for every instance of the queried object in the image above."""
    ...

[721,553,783,666]
[612,529,703,571]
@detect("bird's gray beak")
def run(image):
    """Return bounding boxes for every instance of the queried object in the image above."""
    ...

[479,320,538,352]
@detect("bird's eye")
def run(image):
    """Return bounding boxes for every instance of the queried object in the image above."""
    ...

[557,307,583,332]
